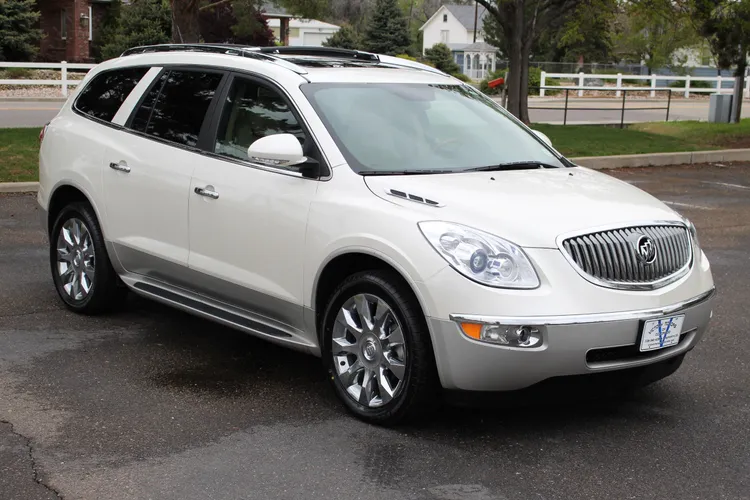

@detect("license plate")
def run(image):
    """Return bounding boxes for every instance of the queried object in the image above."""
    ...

[639,315,685,352]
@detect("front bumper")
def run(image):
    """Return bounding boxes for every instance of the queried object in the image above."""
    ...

[428,288,715,391]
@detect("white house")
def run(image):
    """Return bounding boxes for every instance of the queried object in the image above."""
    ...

[267,18,340,47]
[419,4,499,80]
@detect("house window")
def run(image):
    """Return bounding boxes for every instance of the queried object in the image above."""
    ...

[443,14,448,22]
[88,6,93,41]
[440,30,449,43]
[61,9,67,40]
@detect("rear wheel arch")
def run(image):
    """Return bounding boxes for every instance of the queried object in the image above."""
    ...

[47,184,101,237]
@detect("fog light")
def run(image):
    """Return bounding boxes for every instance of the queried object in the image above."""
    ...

[459,322,542,347]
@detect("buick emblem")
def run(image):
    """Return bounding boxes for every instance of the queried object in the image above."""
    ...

[635,235,657,264]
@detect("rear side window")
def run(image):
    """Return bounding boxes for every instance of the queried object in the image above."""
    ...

[129,70,223,148]
[75,67,149,122]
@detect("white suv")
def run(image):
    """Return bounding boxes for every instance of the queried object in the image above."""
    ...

[38,45,715,424]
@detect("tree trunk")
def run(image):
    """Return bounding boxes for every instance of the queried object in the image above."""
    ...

[171,0,200,43]
[518,38,533,124]
[504,6,524,119]
[731,72,744,124]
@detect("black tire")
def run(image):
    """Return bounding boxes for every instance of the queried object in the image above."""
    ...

[49,202,126,314]
[321,270,439,425]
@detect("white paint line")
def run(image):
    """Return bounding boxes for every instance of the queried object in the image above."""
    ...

[701,181,750,190]
[663,200,715,210]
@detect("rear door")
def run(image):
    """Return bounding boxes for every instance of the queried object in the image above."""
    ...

[102,68,226,277]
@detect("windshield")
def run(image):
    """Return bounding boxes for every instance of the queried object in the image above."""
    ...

[300,82,566,174]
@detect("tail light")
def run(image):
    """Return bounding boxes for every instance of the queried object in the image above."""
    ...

[39,123,49,143]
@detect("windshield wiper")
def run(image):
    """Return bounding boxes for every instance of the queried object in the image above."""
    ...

[463,161,560,172]
[360,169,457,176]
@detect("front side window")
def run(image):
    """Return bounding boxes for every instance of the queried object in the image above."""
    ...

[214,77,305,162]
[130,70,223,147]
[301,83,564,174]
[75,67,149,122]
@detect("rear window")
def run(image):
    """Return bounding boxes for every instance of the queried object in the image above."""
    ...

[75,67,149,122]
[129,70,223,148]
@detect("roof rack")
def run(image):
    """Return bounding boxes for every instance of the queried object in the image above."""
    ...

[119,43,308,74]
[257,46,380,62]
[119,43,452,79]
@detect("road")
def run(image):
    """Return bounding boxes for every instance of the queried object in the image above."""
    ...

[2,98,749,128]
[1,164,749,500]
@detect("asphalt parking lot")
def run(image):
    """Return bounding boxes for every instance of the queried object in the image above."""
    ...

[1,164,748,500]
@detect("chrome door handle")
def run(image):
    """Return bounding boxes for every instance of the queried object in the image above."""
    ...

[194,186,219,199]
[109,162,131,173]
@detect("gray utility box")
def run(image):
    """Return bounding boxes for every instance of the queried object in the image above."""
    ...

[708,93,733,123]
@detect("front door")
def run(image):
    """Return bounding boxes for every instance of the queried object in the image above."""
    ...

[102,68,225,276]
[187,74,320,333]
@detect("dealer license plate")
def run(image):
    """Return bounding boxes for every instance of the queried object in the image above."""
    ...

[639,315,685,352]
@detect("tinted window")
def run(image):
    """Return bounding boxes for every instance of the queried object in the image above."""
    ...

[214,78,305,162]
[130,72,167,133]
[132,70,223,148]
[75,67,148,122]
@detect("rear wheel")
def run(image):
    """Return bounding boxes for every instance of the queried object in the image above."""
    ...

[322,270,439,425]
[50,202,125,314]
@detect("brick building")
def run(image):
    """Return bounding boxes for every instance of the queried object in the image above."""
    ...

[38,0,112,62]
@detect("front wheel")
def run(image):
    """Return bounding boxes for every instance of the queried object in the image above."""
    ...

[322,270,439,425]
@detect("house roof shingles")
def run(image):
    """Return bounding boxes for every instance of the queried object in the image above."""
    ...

[444,4,487,32]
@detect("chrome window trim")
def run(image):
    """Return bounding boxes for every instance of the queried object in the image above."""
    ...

[449,287,715,326]
[555,220,694,291]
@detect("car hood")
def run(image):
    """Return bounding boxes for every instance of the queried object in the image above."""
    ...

[363,167,682,248]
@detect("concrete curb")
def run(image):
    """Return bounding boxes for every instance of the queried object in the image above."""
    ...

[572,148,750,169]
[0,97,67,102]
[0,182,39,193]
[0,149,748,193]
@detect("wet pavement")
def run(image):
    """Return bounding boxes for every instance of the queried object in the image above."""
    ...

[1,164,749,500]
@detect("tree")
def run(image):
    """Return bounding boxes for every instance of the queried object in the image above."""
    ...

[687,0,750,122]
[0,0,42,62]
[101,0,171,60]
[614,0,699,74]
[424,43,461,74]
[474,0,584,123]
[364,0,412,55]
[199,0,275,45]
[322,24,363,50]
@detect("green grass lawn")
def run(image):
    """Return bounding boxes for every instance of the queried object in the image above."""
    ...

[0,128,40,182]
[1,120,750,182]
[533,119,750,157]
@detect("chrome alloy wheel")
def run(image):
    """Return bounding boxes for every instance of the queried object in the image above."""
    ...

[56,218,96,301]
[332,294,407,408]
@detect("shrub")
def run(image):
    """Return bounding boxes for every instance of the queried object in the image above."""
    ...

[100,0,171,61]
[3,67,32,79]
[479,67,559,96]
[322,24,362,50]
[451,72,471,82]
[669,79,713,89]
[424,43,461,75]
[0,0,42,62]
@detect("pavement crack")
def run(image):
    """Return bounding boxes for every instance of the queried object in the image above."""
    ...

[0,419,64,499]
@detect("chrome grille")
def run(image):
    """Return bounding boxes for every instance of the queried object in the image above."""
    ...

[561,224,693,289]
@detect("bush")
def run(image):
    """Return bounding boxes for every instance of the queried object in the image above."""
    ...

[669,79,713,89]
[322,24,362,50]
[3,67,32,79]
[100,0,171,61]
[479,67,559,96]
[0,0,42,62]
[451,72,471,82]
[424,43,460,75]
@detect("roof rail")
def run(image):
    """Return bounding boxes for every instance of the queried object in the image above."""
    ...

[119,43,308,74]
[257,46,380,62]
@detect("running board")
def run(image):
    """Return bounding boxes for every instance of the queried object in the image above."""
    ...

[125,278,316,353]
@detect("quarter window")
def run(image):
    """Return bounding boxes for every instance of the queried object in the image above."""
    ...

[131,70,223,148]
[214,78,305,162]
[75,67,149,122]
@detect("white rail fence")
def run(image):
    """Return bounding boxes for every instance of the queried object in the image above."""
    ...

[0,61,96,97]
[541,71,750,98]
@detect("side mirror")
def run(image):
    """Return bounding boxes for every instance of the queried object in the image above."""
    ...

[247,133,308,168]
[531,129,552,147]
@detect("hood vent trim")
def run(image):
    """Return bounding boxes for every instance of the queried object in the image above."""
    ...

[386,188,444,207]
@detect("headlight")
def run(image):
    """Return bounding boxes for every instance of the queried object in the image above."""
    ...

[683,217,700,249]
[418,221,540,288]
